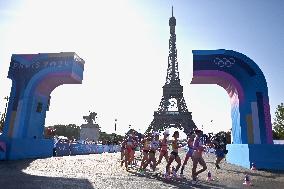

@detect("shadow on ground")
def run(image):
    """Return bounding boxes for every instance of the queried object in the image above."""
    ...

[0,159,94,189]
[127,168,236,189]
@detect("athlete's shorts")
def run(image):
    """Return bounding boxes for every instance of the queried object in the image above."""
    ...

[170,151,179,158]
[186,148,194,157]
[126,147,133,154]
[143,150,149,153]
[160,149,168,154]
[215,149,225,158]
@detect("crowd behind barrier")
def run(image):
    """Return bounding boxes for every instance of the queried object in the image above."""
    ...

[273,140,284,144]
[55,142,122,156]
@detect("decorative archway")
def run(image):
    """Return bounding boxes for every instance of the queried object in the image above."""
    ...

[191,49,284,170]
[0,52,84,160]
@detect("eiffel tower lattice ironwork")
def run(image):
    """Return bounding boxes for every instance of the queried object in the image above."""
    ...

[146,7,196,134]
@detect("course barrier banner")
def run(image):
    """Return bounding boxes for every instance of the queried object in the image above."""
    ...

[55,143,121,156]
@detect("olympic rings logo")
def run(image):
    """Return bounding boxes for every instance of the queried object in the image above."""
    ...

[213,57,235,68]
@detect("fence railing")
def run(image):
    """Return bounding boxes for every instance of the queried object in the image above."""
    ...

[55,143,121,156]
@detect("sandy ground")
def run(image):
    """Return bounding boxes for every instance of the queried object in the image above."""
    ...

[0,151,284,189]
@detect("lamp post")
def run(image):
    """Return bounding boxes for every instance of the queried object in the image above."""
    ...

[3,96,9,116]
[210,120,213,133]
[114,119,117,132]
[128,124,132,134]
[114,119,117,143]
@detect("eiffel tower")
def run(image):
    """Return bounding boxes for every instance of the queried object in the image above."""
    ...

[146,7,196,134]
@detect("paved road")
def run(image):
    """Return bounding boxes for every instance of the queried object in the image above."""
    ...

[0,152,284,189]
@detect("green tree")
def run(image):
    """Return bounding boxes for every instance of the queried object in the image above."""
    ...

[213,131,231,145]
[99,132,123,144]
[45,124,81,139]
[0,96,9,133]
[273,103,284,140]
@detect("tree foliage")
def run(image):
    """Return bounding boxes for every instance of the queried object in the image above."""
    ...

[45,124,124,143]
[99,132,124,144]
[213,131,231,145]
[273,103,284,140]
[45,124,80,139]
[0,97,9,133]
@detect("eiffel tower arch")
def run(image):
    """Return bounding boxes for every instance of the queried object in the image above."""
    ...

[146,7,196,135]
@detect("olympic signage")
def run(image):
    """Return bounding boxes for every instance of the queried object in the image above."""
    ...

[10,59,72,71]
[214,57,235,68]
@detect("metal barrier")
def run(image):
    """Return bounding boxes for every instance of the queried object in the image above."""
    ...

[55,143,121,156]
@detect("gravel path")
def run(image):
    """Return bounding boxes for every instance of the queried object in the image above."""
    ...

[0,151,283,189]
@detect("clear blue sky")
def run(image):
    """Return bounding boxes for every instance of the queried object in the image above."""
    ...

[0,0,283,138]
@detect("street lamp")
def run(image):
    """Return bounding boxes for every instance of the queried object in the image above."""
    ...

[3,96,9,115]
[114,119,117,132]
[114,119,117,144]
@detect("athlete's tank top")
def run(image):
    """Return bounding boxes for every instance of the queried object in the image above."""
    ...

[193,136,204,152]
[172,139,178,152]
[126,137,134,149]
[150,140,159,151]
[160,138,168,151]
[143,139,150,150]
[187,138,194,149]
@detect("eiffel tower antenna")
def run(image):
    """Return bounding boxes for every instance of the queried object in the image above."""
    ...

[146,7,196,134]
[167,5,178,85]
[172,6,173,17]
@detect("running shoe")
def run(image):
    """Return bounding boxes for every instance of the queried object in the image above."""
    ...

[215,164,221,169]
[172,170,180,178]
[191,179,197,185]
[164,173,171,180]
[139,169,145,175]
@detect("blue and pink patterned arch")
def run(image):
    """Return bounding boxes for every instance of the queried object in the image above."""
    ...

[191,49,272,145]
[0,52,84,160]
[191,49,284,170]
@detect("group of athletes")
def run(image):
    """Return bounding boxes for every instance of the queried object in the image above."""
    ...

[120,129,227,183]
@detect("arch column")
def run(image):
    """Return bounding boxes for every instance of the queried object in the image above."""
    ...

[191,49,284,170]
[0,52,84,160]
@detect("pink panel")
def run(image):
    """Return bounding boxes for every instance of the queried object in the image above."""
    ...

[263,98,273,144]
[192,70,244,102]
[35,72,81,96]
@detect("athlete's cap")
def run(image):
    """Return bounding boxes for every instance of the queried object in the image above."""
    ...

[163,130,170,136]
[187,132,194,136]
[153,132,160,136]
[194,129,202,134]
